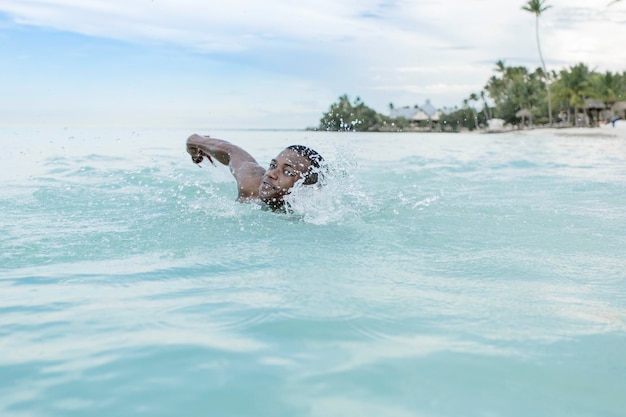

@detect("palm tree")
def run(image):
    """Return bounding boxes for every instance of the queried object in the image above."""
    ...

[592,71,624,107]
[552,63,593,126]
[480,90,492,120]
[495,60,506,75]
[469,93,480,129]
[522,0,553,126]
[485,75,506,107]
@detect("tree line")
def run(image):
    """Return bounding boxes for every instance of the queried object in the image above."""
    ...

[316,62,626,132]
[316,0,625,132]
[478,60,625,128]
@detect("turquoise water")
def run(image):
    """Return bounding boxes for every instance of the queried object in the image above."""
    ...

[1,128,625,417]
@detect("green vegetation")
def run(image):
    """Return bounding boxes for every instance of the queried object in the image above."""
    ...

[317,94,411,132]
[486,61,625,127]
[484,62,548,126]
[316,1,625,132]
[317,62,626,132]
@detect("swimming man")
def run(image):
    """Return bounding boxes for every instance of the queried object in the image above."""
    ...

[186,134,323,211]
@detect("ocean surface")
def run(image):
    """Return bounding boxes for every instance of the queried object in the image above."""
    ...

[1,128,625,417]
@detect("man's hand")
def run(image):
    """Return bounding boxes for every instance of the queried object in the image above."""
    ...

[197,149,215,166]
[187,141,215,166]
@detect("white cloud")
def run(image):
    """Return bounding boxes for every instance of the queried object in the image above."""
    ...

[0,0,624,127]
[374,83,478,95]
[1,1,623,64]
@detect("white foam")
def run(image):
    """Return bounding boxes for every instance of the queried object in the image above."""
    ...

[283,147,373,225]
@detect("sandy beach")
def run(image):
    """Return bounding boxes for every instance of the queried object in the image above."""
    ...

[499,120,626,139]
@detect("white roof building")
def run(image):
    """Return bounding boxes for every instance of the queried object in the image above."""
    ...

[390,99,441,122]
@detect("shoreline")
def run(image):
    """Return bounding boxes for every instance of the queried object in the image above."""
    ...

[497,122,626,139]
[306,120,626,138]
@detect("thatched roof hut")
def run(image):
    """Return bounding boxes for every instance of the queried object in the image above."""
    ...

[612,101,626,117]
[583,99,606,126]
[584,99,605,110]
[515,109,532,127]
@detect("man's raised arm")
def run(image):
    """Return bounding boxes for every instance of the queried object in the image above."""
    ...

[186,134,250,167]
[186,134,266,200]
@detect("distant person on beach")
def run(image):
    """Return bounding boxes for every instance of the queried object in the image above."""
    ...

[186,134,323,211]
[610,116,620,127]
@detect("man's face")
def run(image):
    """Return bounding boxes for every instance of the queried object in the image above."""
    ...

[259,149,312,204]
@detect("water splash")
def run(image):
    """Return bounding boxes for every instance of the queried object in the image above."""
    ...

[283,145,373,224]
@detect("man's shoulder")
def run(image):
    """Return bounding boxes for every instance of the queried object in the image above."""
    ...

[234,161,265,178]
[234,162,264,200]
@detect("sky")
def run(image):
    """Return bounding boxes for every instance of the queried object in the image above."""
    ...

[1,0,625,129]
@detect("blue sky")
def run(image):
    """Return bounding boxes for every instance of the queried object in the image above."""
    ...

[1,0,625,129]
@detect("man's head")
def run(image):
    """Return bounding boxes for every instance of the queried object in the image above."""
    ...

[258,145,323,207]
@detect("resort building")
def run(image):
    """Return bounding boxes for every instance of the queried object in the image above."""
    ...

[390,99,442,123]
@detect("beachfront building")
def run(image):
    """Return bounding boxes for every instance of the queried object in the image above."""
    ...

[613,101,626,120]
[584,99,607,127]
[390,106,419,120]
[420,99,441,122]
[557,99,616,127]
[390,99,442,126]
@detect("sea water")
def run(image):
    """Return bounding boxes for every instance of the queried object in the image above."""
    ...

[1,128,625,417]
